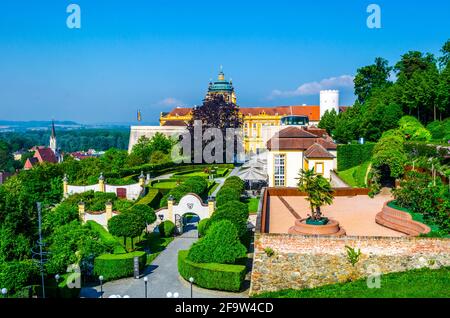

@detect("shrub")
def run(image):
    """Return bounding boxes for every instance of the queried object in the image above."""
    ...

[198,218,211,237]
[216,187,241,207]
[158,220,176,237]
[84,221,126,254]
[93,251,146,282]
[337,143,375,171]
[223,176,245,192]
[209,201,249,238]
[138,188,162,209]
[187,220,247,264]
[0,260,40,295]
[398,116,432,141]
[178,250,246,292]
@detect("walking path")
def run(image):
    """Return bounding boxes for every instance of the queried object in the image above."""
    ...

[210,166,241,197]
[330,170,350,188]
[80,226,248,298]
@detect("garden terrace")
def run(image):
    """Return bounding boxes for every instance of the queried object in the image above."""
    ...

[258,187,406,237]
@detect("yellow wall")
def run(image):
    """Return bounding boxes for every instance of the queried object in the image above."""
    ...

[160,112,283,153]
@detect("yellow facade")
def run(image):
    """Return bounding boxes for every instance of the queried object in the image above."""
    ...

[159,112,283,153]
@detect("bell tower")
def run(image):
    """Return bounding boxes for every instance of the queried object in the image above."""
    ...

[50,120,57,153]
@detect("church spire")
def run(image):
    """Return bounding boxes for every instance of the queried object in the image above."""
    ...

[50,119,57,153]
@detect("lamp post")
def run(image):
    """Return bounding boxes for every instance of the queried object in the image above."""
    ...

[55,274,60,298]
[1,288,7,298]
[189,277,194,298]
[144,277,148,298]
[99,275,104,298]
[166,292,179,298]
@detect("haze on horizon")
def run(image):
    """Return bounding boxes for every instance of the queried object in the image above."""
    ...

[0,0,449,124]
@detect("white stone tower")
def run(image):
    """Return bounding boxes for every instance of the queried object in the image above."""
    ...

[320,90,340,119]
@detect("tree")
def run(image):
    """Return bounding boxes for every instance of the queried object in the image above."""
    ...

[318,109,338,135]
[354,57,393,104]
[0,140,15,173]
[372,131,407,178]
[99,148,128,174]
[128,204,156,233]
[439,39,450,69]
[216,187,241,207]
[297,169,334,221]
[187,220,247,264]
[107,212,145,250]
[188,95,243,163]
[333,104,363,143]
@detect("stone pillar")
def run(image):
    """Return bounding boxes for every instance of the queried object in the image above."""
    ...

[167,195,174,223]
[208,196,215,217]
[63,174,69,198]
[98,173,105,192]
[78,202,85,223]
[105,201,113,223]
[139,171,145,187]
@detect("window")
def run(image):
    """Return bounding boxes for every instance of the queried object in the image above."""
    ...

[274,154,286,186]
[314,162,324,175]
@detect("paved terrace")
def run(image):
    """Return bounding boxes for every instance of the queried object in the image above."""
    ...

[268,194,405,237]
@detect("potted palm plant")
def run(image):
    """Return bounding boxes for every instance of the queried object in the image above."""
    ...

[297,168,334,225]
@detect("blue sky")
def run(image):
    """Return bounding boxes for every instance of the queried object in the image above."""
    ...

[0,0,449,124]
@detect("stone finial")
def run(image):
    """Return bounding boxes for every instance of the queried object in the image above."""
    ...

[168,195,175,202]
[63,174,68,182]
[139,171,145,179]
[98,172,105,181]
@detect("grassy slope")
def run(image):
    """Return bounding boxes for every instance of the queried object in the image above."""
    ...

[337,161,370,187]
[253,267,450,298]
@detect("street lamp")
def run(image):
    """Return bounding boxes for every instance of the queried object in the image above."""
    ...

[189,277,194,298]
[144,277,148,298]
[166,292,179,298]
[99,275,104,298]
[55,274,60,298]
[1,288,7,298]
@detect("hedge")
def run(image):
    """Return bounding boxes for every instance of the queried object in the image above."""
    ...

[337,143,375,171]
[84,220,127,254]
[138,188,162,209]
[158,220,176,237]
[93,251,147,281]
[178,250,246,292]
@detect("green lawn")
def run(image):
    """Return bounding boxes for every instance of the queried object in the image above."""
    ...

[337,161,370,187]
[253,267,450,298]
[244,197,260,214]
[151,180,179,189]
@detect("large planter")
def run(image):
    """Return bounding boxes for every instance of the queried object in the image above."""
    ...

[288,218,346,236]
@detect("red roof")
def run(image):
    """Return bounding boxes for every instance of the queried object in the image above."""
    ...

[162,120,188,127]
[35,148,57,163]
[239,105,320,121]
[164,105,321,121]
[304,143,336,159]
[267,127,337,151]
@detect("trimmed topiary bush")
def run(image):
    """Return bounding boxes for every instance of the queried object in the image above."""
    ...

[223,176,245,192]
[178,250,246,292]
[187,220,247,264]
[216,187,241,207]
[84,220,127,254]
[158,220,176,237]
[93,251,146,282]
[209,201,249,238]
[198,218,211,237]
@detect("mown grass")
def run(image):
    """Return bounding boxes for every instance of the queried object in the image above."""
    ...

[337,161,370,188]
[253,267,450,298]
[243,197,260,214]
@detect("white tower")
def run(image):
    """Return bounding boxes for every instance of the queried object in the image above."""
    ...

[320,90,339,119]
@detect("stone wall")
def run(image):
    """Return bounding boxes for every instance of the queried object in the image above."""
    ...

[250,233,450,295]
